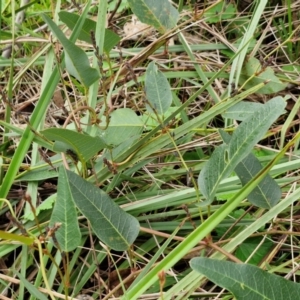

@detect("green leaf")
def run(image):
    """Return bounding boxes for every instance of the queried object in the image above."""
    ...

[16,271,48,300]
[25,194,56,221]
[66,170,140,251]
[0,30,12,39]
[16,154,62,182]
[240,57,287,94]
[41,128,106,162]
[198,97,286,203]
[223,101,264,121]
[140,107,179,130]
[204,0,236,24]
[99,108,143,146]
[190,258,300,300]
[17,168,58,181]
[58,11,120,52]
[127,0,179,33]
[219,130,281,209]
[145,61,172,114]
[16,170,61,182]
[235,237,273,265]
[108,0,129,13]
[41,14,100,87]
[0,230,34,246]
[227,97,285,160]
[49,167,81,252]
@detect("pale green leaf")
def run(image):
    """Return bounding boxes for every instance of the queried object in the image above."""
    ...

[145,61,172,114]
[41,128,106,162]
[235,237,273,265]
[190,258,300,300]
[223,101,264,121]
[16,153,62,182]
[100,108,143,146]
[66,170,140,251]
[42,14,100,87]
[108,0,129,13]
[25,194,56,221]
[140,107,179,130]
[59,11,120,52]
[227,97,286,160]
[204,0,236,24]
[239,57,287,94]
[127,0,179,33]
[17,168,58,181]
[198,97,286,203]
[198,144,228,204]
[50,167,81,252]
[220,130,281,209]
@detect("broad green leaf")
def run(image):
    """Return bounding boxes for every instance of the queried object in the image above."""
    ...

[190,258,300,300]
[140,107,179,130]
[49,167,81,251]
[59,11,120,52]
[16,168,58,181]
[240,57,287,94]
[16,271,48,300]
[228,97,285,160]
[99,108,143,146]
[198,144,228,205]
[282,64,300,73]
[223,101,263,121]
[25,194,56,221]
[235,237,273,265]
[145,61,172,114]
[42,14,100,87]
[16,153,62,182]
[231,153,281,208]
[95,134,143,176]
[204,0,236,24]
[198,97,286,203]
[220,130,281,209]
[227,16,250,37]
[108,0,129,13]
[41,128,106,162]
[66,170,140,251]
[127,0,179,33]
